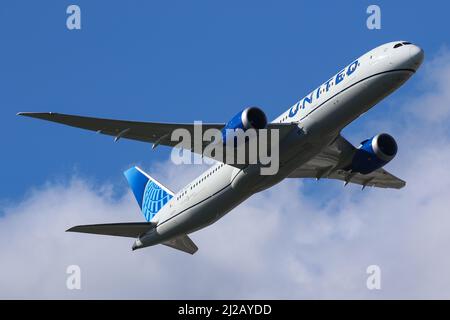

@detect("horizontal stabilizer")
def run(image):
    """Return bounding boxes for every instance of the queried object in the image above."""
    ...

[162,234,198,255]
[67,222,154,238]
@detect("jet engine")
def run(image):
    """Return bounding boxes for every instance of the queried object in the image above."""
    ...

[348,133,398,174]
[221,107,267,145]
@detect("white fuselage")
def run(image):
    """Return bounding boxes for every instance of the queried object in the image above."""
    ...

[136,41,424,248]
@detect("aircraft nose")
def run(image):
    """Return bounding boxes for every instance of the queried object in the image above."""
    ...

[409,45,424,69]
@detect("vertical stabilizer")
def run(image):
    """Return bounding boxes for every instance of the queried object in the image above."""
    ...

[124,166,174,221]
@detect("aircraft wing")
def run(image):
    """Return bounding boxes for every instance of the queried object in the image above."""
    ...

[162,234,198,255]
[66,222,154,238]
[17,112,225,146]
[287,135,406,189]
[18,112,296,166]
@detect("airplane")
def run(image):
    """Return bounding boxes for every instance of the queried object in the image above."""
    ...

[18,41,424,254]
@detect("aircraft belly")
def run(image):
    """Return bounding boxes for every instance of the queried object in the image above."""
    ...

[187,185,252,233]
[156,182,252,238]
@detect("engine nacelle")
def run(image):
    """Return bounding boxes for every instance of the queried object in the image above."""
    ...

[348,133,398,174]
[221,107,267,145]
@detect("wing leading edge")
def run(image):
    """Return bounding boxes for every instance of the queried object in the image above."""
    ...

[17,112,225,145]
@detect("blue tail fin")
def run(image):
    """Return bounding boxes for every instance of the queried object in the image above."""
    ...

[124,166,174,222]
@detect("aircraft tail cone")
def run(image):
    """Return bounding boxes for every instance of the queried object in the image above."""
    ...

[132,239,143,251]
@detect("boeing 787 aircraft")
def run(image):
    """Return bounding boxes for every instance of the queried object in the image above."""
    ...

[18,41,424,254]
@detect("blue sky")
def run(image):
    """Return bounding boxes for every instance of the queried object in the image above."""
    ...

[2,1,450,299]
[1,0,447,199]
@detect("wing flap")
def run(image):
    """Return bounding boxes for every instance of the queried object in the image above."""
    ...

[289,166,405,189]
[66,222,154,238]
[329,168,405,189]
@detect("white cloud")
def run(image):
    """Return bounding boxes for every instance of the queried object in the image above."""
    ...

[407,47,450,124]
[2,50,450,299]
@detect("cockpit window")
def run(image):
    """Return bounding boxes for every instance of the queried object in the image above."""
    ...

[402,42,412,45]
[393,43,403,48]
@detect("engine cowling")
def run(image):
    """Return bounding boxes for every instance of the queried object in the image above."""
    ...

[221,107,267,145]
[348,133,398,174]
